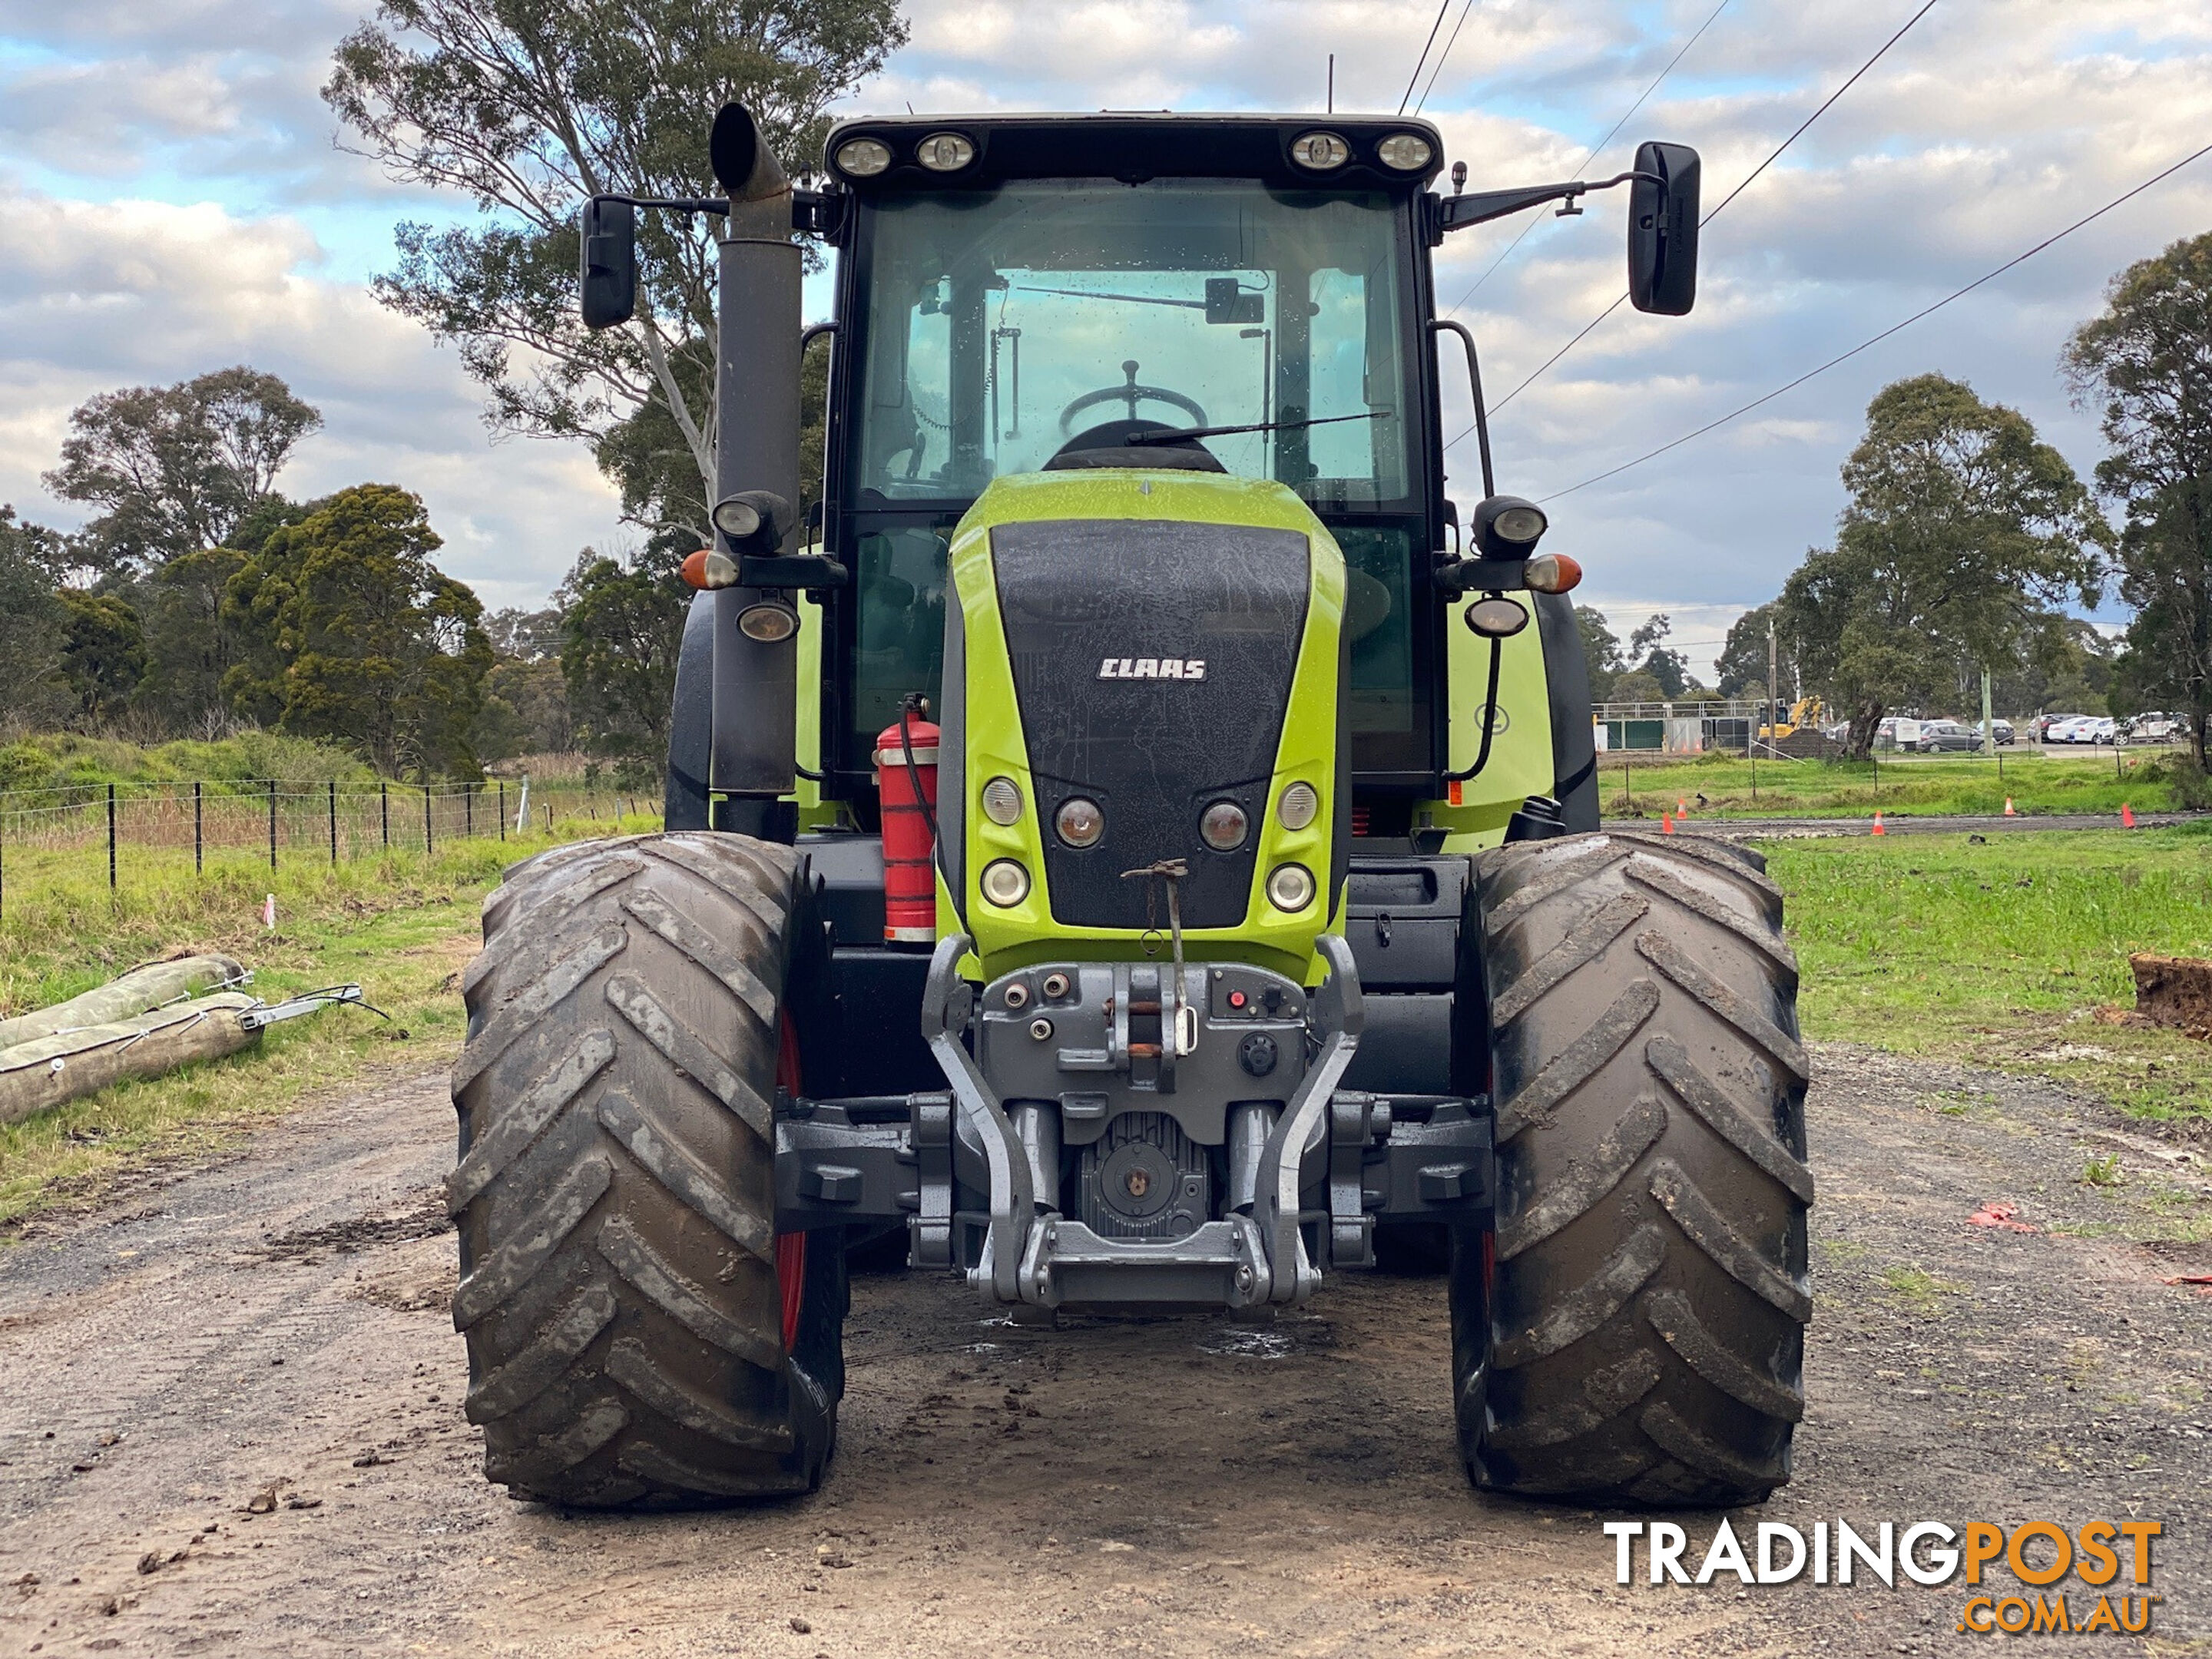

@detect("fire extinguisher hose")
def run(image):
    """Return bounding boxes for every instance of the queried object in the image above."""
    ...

[897,691,968,934]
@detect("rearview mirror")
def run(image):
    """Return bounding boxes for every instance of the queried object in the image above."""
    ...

[580,195,637,330]
[1205,278,1263,325]
[1628,141,1699,316]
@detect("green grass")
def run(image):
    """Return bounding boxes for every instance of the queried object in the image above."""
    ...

[1603,748,2182,820]
[1877,1265,1965,1313]
[0,806,658,1230]
[1767,826,2212,1121]
[0,730,377,795]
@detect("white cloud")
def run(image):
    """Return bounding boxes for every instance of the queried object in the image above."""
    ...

[0,185,623,613]
[1,0,2207,628]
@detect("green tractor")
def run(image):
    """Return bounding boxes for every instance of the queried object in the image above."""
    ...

[450,104,1811,1509]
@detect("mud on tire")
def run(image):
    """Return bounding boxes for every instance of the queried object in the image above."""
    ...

[1456,831,1813,1506]
[449,833,845,1508]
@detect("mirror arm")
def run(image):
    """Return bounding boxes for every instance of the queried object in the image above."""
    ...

[1437,169,1660,232]
[1429,320,1494,498]
[604,194,730,217]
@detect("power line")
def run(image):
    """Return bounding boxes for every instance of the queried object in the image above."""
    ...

[1399,1,1455,115]
[1451,0,1732,307]
[1704,0,1939,225]
[1536,137,2212,504]
[1412,0,1476,116]
[1454,0,1939,442]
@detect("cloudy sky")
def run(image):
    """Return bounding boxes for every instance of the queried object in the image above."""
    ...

[2,1,2207,672]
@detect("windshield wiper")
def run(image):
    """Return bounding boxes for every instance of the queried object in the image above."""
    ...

[1124,409,1394,445]
[1015,285,1207,310]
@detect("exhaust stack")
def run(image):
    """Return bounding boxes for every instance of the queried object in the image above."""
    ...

[707,103,801,828]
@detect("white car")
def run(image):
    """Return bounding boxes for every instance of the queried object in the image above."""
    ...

[2087,717,2118,745]
[2047,716,2094,744]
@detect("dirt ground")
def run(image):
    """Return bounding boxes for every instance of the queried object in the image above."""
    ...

[0,1046,2205,1657]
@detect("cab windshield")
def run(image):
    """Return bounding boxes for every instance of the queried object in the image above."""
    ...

[836,179,1432,778]
[853,180,1416,505]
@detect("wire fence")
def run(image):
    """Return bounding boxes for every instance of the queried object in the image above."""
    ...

[0,778,661,919]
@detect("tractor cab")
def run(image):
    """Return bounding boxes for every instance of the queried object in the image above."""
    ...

[814,114,1449,795]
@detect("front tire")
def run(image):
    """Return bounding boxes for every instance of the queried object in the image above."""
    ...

[449,833,845,1507]
[1454,831,1813,1506]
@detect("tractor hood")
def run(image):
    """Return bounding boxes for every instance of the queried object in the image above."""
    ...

[940,469,1348,981]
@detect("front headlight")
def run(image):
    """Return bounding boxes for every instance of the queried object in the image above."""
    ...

[1267,863,1316,912]
[833,137,892,177]
[981,776,1024,826]
[1290,131,1350,171]
[1199,800,1249,851]
[1377,133,1434,171]
[735,600,800,642]
[1055,796,1104,849]
[915,131,976,172]
[980,859,1031,907]
[1277,781,1320,831]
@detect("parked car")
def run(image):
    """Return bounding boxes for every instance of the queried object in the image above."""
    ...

[2123,711,2184,743]
[1918,720,1985,753]
[1875,715,1931,751]
[2034,713,2070,742]
[1992,717,2015,746]
[2087,717,2118,745]
[2045,715,2093,744]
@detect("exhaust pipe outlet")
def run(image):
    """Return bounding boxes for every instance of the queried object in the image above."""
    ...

[712,103,791,207]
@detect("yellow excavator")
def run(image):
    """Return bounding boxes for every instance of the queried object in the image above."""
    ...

[1760,695,1827,741]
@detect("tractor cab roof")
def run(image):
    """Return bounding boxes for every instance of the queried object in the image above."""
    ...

[820,112,1446,194]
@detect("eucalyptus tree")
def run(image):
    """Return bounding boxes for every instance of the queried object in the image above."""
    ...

[1783,374,2100,757]
[2065,230,2212,773]
[325,0,906,535]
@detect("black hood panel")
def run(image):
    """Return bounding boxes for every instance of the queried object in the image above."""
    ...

[991,517,1310,930]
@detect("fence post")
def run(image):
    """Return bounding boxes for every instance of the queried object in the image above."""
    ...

[424,784,434,854]
[465,783,474,839]
[107,783,117,891]
[267,779,278,870]
[498,780,506,842]
[381,781,389,849]
[194,781,203,873]
[329,780,339,865]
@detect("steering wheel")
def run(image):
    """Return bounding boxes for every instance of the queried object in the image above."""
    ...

[1060,359,1207,433]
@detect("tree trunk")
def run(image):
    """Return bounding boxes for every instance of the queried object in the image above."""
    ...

[0,954,247,1050]
[1845,699,1885,760]
[0,994,262,1124]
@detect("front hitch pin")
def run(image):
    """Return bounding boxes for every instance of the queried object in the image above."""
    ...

[1121,857,1196,1058]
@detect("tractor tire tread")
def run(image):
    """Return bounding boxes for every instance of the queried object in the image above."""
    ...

[1459,830,1810,1508]
[451,833,843,1508]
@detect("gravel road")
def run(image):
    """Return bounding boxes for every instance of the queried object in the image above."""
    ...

[0,1049,2205,1657]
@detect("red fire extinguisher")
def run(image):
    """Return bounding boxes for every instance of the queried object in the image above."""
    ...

[874,702,939,942]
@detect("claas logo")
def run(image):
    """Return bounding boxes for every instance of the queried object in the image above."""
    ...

[1098,657,1207,680]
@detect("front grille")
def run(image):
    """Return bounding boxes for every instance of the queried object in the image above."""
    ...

[991,518,1310,930]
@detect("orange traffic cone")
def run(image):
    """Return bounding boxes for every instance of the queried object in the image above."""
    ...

[2003,797,2016,816]
[1677,797,1688,816]
[2121,802,2136,828]
[1661,812,1674,835]
[1871,810,1886,836]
